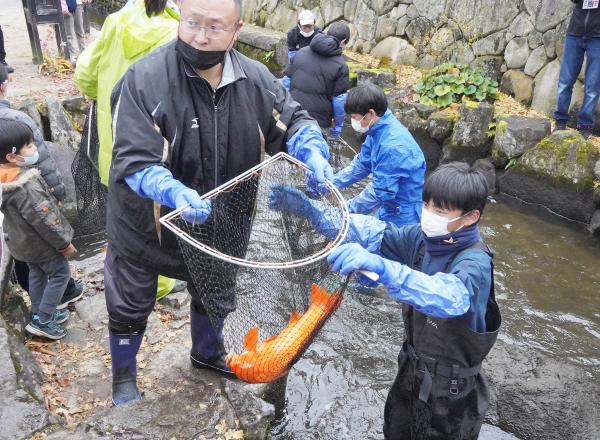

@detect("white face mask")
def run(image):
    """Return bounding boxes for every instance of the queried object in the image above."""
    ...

[16,151,39,167]
[421,208,466,238]
[351,114,370,134]
[299,29,314,38]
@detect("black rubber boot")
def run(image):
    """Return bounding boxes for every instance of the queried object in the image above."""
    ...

[190,305,235,378]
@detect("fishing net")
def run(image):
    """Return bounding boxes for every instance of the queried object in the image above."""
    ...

[71,101,107,237]
[326,135,358,172]
[160,152,350,382]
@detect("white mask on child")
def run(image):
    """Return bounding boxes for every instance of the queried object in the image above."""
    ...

[351,115,370,134]
[16,151,39,167]
[421,208,466,238]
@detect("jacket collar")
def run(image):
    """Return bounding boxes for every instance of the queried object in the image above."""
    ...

[182,50,247,90]
[0,167,39,193]
[0,99,11,109]
[367,109,393,135]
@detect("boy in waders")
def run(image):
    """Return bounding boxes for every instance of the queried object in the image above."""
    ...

[269,162,501,439]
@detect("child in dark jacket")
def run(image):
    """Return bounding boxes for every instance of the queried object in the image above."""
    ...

[0,119,77,340]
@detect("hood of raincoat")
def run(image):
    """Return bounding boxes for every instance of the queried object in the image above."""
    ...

[309,32,343,57]
[119,0,179,59]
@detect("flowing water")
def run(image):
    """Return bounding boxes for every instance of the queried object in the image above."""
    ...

[78,16,600,436]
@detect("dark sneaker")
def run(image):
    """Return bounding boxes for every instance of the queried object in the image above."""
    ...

[171,280,187,293]
[51,308,70,324]
[554,120,567,132]
[578,128,592,140]
[1,61,14,74]
[190,344,236,378]
[26,315,67,340]
[57,278,84,309]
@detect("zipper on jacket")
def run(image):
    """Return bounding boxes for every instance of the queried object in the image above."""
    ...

[584,9,591,37]
[213,91,218,188]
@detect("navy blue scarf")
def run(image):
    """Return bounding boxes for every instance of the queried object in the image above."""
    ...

[421,225,481,275]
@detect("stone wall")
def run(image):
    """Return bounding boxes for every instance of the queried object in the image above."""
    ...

[244,0,599,126]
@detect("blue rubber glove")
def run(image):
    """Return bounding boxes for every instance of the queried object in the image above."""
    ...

[329,126,341,139]
[268,184,321,221]
[287,125,333,192]
[304,149,334,196]
[125,165,211,225]
[282,75,291,91]
[327,243,385,277]
[174,188,212,225]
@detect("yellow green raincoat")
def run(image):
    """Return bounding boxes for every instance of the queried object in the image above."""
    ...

[75,0,179,186]
[75,0,179,298]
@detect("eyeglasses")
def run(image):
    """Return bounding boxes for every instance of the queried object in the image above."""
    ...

[180,18,238,37]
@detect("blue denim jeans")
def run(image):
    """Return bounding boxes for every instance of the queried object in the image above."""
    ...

[554,35,600,128]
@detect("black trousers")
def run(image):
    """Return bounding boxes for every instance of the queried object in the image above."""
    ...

[0,25,5,62]
[383,347,488,440]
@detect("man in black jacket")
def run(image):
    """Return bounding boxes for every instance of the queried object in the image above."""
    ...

[283,22,350,138]
[286,10,320,61]
[106,0,333,406]
[554,0,600,139]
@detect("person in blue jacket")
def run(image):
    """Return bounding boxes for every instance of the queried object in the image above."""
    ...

[333,82,426,226]
[269,162,501,439]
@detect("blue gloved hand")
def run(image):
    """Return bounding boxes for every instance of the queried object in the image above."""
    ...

[268,183,320,220]
[327,243,385,277]
[174,188,212,225]
[329,126,341,139]
[304,148,334,184]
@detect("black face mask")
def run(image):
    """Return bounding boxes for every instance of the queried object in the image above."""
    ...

[176,37,226,70]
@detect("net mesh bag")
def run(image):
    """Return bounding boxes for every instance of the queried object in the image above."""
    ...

[326,135,358,172]
[71,101,108,237]
[160,152,350,383]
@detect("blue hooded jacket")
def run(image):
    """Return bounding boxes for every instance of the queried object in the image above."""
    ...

[333,110,426,226]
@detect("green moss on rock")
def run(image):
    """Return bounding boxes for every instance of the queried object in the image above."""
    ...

[517,130,599,190]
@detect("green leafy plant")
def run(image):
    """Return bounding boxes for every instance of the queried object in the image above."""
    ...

[504,157,518,170]
[262,49,275,64]
[414,62,499,108]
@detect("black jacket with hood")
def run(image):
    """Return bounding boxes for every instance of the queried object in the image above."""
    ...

[284,33,350,128]
[568,0,600,37]
[108,41,319,278]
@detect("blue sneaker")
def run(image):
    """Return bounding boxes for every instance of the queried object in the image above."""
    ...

[26,315,67,340]
[51,308,70,324]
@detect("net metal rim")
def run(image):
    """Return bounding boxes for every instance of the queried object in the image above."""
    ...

[159,152,350,270]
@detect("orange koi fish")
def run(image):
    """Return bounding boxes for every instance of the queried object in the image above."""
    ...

[226,283,343,383]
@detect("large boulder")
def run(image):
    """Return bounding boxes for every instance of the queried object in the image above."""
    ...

[356,68,396,89]
[0,319,52,440]
[370,37,417,65]
[500,70,534,105]
[46,96,81,151]
[521,130,598,188]
[470,56,505,82]
[533,0,574,33]
[473,158,497,193]
[498,130,599,222]
[445,0,520,39]
[531,59,561,115]
[509,11,534,37]
[427,111,455,142]
[504,37,531,69]
[491,116,551,166]
[46,141,77,206]
[471,31,508,56]
[442,102,494,163]
[524,45,548,77]
[16,97,44,135]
